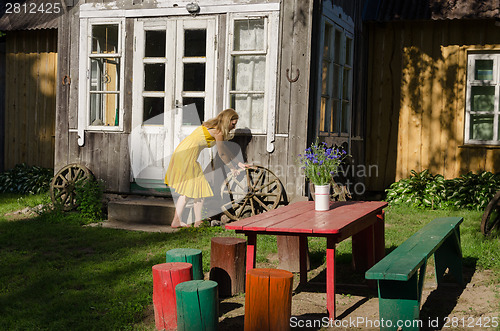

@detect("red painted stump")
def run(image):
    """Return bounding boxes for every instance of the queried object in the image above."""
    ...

[152,262,192,331]
[209,237,246,297]
[244,268,293,331]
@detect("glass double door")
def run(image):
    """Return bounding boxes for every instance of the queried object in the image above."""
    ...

[131,17,216,183]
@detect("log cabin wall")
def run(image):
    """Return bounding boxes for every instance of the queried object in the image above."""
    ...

[365,19,500,192]
[4,29,57,170]
[56,0,315,200]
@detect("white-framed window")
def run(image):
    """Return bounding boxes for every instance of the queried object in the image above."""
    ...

[465,53,500,145]
[317,17,353,137]
[225,12,279,140]
[78,18,125,145]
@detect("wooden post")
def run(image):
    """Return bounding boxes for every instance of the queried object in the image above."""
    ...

[166,248,203,280]
[209,237,246,297]
[277,235,310,272]
[152,262,192,331]
[176,280,219,331]
[244,268,293,331]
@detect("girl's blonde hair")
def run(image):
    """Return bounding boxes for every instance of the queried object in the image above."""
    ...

[203,108,239,140]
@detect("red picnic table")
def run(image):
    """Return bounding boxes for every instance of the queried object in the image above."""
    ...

[224,200,388,319]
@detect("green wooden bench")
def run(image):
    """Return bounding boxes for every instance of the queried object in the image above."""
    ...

[365,217,463,330]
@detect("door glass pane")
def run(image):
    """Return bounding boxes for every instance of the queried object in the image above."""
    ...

[92,25,119,53]
[145,30,166,57]
[341,101,350,134]
[234,19,265,51]
[320,97,327,132]
[144,63,165,91]
[90,93,119,126]
[232,56,266,91]
[471,86,495,112]
[183,63,206,91]
[231,94,264,130]
[345,37,353,66]
[333,29,342,63]
[323,24,332,59]
[90,58,120,92]
[331,100,340,132]
[332,64,341,98]
[470,115,494,140]
[322,61,329,94]
[182,98,205,125]
[143,97,164,125]
[343,67,351,99]
[185,29,206,57]
[475,59,493,80]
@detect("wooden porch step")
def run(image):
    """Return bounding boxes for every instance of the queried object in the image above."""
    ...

[107,197,176,225]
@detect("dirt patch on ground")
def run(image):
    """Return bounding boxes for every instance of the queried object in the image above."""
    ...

[214,264,498,331]
[140,260,498,331]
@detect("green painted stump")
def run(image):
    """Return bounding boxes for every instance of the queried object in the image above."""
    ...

[166,248,203,280]
[175,280,219,331]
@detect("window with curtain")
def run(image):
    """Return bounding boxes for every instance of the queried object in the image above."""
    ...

[465,53,500,145]
[319,20,353,136]
[88,23,122,127]
[229,17,267,133]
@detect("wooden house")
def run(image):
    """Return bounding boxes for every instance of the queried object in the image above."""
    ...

[55,0,369,201]
[364,0,500,191]
[0,0,58,171]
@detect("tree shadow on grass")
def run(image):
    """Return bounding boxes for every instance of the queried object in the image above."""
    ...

[0,214,226,329]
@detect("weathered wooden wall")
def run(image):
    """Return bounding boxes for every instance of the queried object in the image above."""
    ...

[56,0,315,198]
[4,29,57,170]
[366,20,500,191]
[56,1,132,192]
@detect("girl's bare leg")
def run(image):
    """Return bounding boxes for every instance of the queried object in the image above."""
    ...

[193,198,204,227]
[171,195,188,228]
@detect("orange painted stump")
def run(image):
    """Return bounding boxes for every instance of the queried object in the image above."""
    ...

[244,268,294,331]
[209,237,246,297]
[152,262,192,331]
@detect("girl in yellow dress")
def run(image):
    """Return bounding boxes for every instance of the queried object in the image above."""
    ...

[165,108,248,228]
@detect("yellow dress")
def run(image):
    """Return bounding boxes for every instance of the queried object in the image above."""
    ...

[165,125,216,198]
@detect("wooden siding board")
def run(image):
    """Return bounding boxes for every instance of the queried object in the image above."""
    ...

[276,2,292,135]
[285,0,313,198]
[55,10,72,172]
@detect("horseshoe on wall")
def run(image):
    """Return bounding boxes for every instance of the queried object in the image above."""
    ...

[286,68,300,83]
[62,75,71,86]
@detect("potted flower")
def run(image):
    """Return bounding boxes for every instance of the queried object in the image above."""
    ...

[298,141,347,210]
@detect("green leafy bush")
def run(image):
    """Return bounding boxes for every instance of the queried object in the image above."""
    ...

[75,177,105,223]
[386,170,500,210]
[0,164,53,194]
[446,171,500,210]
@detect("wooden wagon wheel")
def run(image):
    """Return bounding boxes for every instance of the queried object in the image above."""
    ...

[220,165,284,221]
[481,190,500,236]
[50,163,93,211]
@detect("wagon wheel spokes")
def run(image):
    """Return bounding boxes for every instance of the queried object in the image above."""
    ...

[50,163,93,211]
[220,165,284,221]
[481,191,500,236]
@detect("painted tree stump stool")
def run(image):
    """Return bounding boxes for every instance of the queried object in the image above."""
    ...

[175,280,219,331]
[209,237,246,297]
[152,262,192,331]
[244,268,294,331]
[166,248,203,280]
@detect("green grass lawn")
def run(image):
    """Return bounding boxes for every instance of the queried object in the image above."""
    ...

[0,193,498,330]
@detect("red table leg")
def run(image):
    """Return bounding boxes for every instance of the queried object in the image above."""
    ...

[326,236,336,319]
[246,233,257,271]
[299,236,308,285]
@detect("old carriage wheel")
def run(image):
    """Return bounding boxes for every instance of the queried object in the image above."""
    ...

[50,163,93,211]
[220,165,284,221]
[481,191,500,236]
